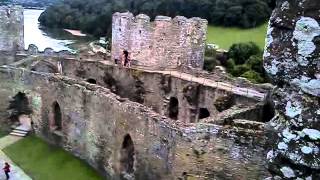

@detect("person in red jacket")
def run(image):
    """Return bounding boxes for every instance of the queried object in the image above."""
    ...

[3,162,10,179]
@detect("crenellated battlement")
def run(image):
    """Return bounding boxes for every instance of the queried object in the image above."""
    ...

[0,6,24,52]
[112,12,208,70]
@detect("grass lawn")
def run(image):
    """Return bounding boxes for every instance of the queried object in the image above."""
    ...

[0,130,8,138]
[206,22,268,50]
[3,135,103,180]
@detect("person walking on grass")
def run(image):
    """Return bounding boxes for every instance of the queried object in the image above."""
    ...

[3,162,10,179]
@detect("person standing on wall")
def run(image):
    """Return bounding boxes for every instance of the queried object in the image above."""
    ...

[122,50,131,68]
[3,162,10,179]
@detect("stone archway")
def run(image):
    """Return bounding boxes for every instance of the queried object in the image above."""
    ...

[168,97,179,120]
[120,134,135,174]
[51,101,62,131]
[7,92,32,122]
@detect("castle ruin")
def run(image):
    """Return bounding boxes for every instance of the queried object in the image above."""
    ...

[2,2,319,180]
[112,12,208,70]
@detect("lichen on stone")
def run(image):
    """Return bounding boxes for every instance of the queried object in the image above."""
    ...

[301,146,313,154]
[293,17,320,66]
[285,101,302,118]
[302,128,320,140]
[280,166,296,178]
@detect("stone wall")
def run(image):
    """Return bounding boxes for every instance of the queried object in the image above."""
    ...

[263,0,320,179]
[0,66,270,179]
[0,6,24,51]
[0,66,176,179]
[112,12,208,70]
[51,59,259,124]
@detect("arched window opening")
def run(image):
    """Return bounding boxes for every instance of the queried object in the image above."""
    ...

[120,134,135,174]
[53,102,62,131]
[199,108,210,119]
[168,97,179,120]
[87,78,97,84]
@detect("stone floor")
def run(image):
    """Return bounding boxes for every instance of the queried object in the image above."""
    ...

[0,135,31,180]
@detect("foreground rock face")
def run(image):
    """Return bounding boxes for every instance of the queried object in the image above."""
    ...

[264,0,320,179]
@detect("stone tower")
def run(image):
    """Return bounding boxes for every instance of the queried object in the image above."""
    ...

[111,12,208,70]
[263,0,320,179]
[0,6,24,51]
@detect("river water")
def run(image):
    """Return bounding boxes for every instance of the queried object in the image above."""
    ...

[24,9,78,52]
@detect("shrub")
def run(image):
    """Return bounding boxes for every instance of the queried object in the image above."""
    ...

[225,59,235,72]
[228,42,261,65]
[231,64,250,77]
[205,45,217,57]
[241,70,264,83]
[246,54,264,73]
[203,56,217,72]
[222,42,268,84]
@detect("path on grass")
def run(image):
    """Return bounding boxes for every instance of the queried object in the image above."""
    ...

[0,135,32,180]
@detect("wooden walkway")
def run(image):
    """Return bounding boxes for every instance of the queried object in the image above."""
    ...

[99,60,267,101]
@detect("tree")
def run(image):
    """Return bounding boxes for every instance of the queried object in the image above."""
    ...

[211,0,270,28]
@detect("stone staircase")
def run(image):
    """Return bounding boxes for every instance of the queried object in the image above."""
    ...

[9,125,31,137]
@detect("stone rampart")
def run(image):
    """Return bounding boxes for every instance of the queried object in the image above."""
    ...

[112,12,207,70]
[0,6,24,51]
[0,66,269,179]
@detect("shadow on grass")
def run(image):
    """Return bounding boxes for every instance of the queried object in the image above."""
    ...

[3,135,103,180]
[0,129,10,139]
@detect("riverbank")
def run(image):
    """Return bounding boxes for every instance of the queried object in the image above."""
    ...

[64,29,87,37]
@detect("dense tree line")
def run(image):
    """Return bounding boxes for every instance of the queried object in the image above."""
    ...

[39,0,276,37]
[0,0,58,7]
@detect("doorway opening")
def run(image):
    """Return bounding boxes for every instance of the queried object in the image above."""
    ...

[7,92,32,121]
[52,101,62,131]
[168,97,179,120]
[120,134,135,174]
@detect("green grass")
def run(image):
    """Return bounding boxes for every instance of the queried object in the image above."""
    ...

[206,22,268,50]
[0,128,9,138]
[3,135,103,180]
